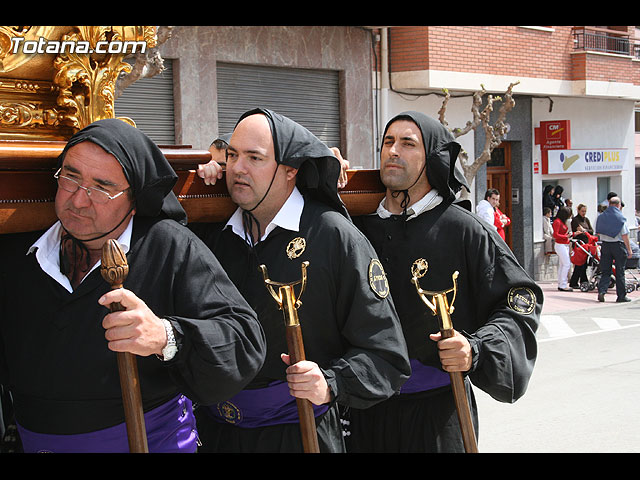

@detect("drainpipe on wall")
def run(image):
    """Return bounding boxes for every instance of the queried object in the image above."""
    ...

[380,27,389,140]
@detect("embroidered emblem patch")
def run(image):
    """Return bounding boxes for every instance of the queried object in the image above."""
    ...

[507,287,536,315]
[411,258,429,279]
[217,401,242,424]
[369,259,389,299]
[286,237,306,259]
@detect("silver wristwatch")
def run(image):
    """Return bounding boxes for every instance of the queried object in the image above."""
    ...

[159,318,178,361]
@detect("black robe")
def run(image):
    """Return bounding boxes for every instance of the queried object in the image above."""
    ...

[190,197,410,452]
[349,200,541,452]
[0,216,266,436]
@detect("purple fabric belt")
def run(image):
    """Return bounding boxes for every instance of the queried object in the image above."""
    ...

[207,380,328,429]
[400,358,451,394]
[17,394,198,453]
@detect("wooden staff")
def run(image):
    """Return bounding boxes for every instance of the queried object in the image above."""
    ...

[411,265,478,453]
[260,261,320,453]
[100,239,149,453]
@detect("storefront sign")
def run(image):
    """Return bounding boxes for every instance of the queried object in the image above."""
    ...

[535,120,571,174]
[535,120,570,151]
[546,148,627,174]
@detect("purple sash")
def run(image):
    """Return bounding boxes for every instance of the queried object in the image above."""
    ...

[400,359,451,394]
[17,394,197,453]
[207,380,328,429]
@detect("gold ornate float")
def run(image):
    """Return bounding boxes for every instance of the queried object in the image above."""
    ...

[0,26,383,235]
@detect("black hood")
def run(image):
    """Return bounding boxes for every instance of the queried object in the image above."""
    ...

[57,118,187,225]
[382,111,469,203]
[236,108,348,218]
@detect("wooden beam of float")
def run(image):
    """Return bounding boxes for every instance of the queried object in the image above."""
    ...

[0,141,385,234]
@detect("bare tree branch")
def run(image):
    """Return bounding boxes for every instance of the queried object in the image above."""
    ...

[438,88,450,128]
[115,26,174,99]
[438,81,520,199]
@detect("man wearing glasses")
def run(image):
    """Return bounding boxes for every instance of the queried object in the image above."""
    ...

[0,119,265,453]
[52,142,137,287]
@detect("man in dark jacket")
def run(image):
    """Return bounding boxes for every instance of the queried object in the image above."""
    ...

[191,108,410,453]
[0,119,266,452]
[348,111,542,452]
[596,196,633,302]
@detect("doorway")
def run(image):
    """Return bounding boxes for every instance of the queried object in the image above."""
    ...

[487,142,512,248]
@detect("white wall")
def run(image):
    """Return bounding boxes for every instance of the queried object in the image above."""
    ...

[532,96,636,241]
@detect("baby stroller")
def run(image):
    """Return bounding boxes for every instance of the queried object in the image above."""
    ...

[574,235,638,293]
[570,234,609,292]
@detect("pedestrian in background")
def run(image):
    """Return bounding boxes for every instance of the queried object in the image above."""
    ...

[543,207,554,255]
[493,198,510,242]
[596,196,633,303]
[197,133,231,186]
[571,204,594,235]
[552,185,566,219]
[553,206,582,291]
[569,230,597,290]
[476,188,499,231]
[542,185,555,217]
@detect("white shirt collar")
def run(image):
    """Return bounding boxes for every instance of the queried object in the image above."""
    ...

[226,186,304,244]
[376,188,443,220]
[28,217,134,293]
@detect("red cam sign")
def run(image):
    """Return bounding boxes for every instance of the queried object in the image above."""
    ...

[534,120,571,174]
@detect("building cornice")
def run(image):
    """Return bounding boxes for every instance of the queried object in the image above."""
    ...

[381,69,640,101]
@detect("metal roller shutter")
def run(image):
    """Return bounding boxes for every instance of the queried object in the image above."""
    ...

[216,62,341,148]
[114,59,176,145]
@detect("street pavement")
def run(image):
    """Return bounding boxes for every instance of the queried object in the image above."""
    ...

[538,277,640,316]
[473,277,640,453]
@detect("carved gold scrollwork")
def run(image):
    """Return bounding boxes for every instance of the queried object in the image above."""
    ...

[53,26,139,130]
[0,26,157,139]
[0,101,63,128]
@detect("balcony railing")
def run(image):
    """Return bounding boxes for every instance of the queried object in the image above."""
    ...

[572,26,639,58]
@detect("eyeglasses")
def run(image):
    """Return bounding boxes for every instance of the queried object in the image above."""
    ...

[54,168,130,204]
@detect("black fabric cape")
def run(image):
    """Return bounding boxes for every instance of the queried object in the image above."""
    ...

[360,110,539,399]
[192,109,410,452]
[354,202,541,402]
[194,199,409,397]
[347,110,540,452]
[0,119,266,436]
[0,217,266,434]
[190,109,409,452]
[350,203,541,451]
[190,197,410,452]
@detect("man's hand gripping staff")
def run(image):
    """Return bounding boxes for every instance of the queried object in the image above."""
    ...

[100,239,149,453]
[411,259,478,453]
[260,261,321,454]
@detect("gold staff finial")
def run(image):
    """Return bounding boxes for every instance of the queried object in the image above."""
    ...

[259,261,309,313]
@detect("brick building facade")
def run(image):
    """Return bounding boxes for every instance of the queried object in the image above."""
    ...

[371,26,640,280]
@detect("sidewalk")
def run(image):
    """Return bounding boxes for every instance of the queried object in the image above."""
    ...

[538,279,640,314]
